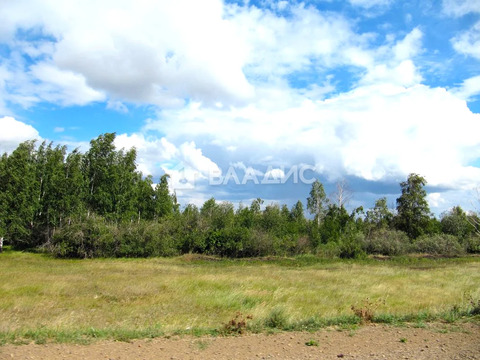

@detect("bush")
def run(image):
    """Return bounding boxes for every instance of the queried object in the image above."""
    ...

[338,231,366,259]
[363,229,410,256]
[248,229,276,257]
[51,215,116,258]
[413,234,465,257]
[117,221,179,258]
[51,217,181,258]
[462,235,480,254]
[264,307,289,329]
[315,242,341,258]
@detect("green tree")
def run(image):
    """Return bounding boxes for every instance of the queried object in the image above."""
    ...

[63,149,87,222]
[0,153,8,240]
[307,179,329,226]
[365,197,393,230]
[250,198,264,215]
[289,200,307,233]
[135,175,155,221]
[395,173,431,239]
[33,143,68,244]
[321,204,351,243]
[236,203,255,229]
[154,174,174,219]
[113,147,139,221]
[261,203,283,234]
[440,206,475,239]
[83,133,118,217]
[2,141,38,247]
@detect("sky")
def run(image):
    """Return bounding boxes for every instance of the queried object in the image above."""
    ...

[0,0,480,216]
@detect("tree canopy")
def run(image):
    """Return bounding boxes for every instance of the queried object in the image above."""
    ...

[0,135,478,258]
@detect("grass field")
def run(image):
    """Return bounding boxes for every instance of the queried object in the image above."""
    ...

[1,249,479,344]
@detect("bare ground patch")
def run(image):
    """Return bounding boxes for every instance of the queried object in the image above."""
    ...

[1,323,479,360]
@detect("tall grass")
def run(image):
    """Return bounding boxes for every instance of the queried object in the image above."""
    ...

[0,250,479,343]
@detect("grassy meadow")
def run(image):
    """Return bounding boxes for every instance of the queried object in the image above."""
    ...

[1,249,479,344]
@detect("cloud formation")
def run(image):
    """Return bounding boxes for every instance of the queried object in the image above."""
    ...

[0,116,41,153]
[442,0,480,17]
[0,0,479,213]
[0,0,253,108]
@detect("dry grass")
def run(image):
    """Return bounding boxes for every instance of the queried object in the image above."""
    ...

[0,251,479,342]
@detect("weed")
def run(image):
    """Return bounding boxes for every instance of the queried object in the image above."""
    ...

[351,298,385,323]
[222,312,252,335]
[400,337,407,343]
[444,304,462,323]
[305,339,319,346]
[194,340,210,350]
[264,307,289,329]
[414,321,427,328]
[468,296,480,315]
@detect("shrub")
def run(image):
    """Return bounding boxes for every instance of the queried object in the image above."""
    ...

[249,229,276,257]
[264,307,289,329]
[315,242,341,258]
[351,298,385,323]
[462,235,480,254]
[338,231,366,259]
[51,215,116,258]
[222,312,252,335]
[413,234,465,257]
[140,222,180,257]
[363,229,410,256]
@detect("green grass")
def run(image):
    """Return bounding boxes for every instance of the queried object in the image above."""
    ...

[0,250,479,344]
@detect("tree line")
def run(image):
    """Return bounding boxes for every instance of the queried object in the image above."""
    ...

[0,133,479,258]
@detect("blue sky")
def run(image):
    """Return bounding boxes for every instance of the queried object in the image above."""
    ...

[1,0,480,215]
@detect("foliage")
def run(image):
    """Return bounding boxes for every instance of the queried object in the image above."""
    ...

[264,307,289,329]
[1,135,479,259]
[351,298,385,323]
[222,312,252,335]
[463,235,480,254]
[413,234,465,257]
[365,197,393,231]
[338,229,366,259]
[362,229,410,256]
[395,173,431,239]
[307,179,328,227]
[440,206,476,239]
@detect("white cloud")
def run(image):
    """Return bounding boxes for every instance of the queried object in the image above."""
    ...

[179,141,221,178]
[361,28,424,87]
[229,3,373,81]
[114,133,221,193]
[442,0,480,17]
[0,0,479,215]
[452,20,480,60]
[30,63,106,106]
[393,28,423,61]
[0,0,254,108]
[349,0,393,9]
[106,100,128,113]
[145,82,480,190]
[0,0,425,111]
[428,192,446,208]
[0,116,41,153]
[114,133,178,176]
[452,75,480,100]
[264,168,286,180]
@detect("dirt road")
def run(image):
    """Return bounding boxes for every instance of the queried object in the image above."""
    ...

[1,323,479,359]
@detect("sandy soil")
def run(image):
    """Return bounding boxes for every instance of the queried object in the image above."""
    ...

[1,323,479,360]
